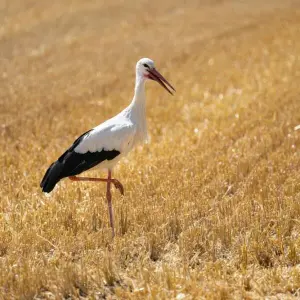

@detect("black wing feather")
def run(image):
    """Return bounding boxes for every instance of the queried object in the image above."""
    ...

[40,129,120,193]
[59,149,120,178]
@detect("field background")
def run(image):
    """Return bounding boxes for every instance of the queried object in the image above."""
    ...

[1,0,300,298]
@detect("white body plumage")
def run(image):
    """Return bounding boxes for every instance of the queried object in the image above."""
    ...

[74,59,150,171]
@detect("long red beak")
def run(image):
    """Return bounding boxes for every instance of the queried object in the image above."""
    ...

[148,68,175,95]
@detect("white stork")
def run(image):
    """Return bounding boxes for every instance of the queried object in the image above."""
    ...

[40,58,175,238]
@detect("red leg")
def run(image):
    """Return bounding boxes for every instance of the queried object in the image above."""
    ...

[69,175,124,195]
[69,172,122,239]
[106,170,115,238]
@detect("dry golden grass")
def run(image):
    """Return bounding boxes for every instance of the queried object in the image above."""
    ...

[1,0,300,298]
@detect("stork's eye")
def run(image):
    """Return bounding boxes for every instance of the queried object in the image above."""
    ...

[143,63,150,68]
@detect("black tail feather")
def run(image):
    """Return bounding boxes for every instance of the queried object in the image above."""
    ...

[40,162,54,188]
[40,161,63,193]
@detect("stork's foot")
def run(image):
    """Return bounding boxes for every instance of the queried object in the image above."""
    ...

[112,179,124,195]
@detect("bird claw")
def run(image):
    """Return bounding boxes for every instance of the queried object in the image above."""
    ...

[112,179,124,195]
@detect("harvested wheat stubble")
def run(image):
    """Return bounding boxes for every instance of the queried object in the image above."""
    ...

[1,0,300,298]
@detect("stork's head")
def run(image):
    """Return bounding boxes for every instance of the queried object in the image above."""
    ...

[136,58,175,95]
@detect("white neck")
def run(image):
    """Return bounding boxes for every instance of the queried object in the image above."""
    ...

[124,72,146,114]
[122,72,148,142]
[132,73,146,106]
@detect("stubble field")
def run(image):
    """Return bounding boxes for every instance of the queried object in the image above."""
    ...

[1,0,300,298]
